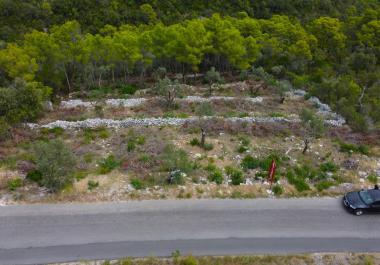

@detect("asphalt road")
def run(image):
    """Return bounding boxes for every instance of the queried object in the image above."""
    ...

[1,198,380,265]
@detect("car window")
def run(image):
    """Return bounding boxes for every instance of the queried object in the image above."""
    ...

[359,190,374,205]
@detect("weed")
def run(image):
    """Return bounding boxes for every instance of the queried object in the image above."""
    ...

[286,170,310,192]
[87,180,99,191]
[7,178,23,191]
[208,168,223,184]
[315,180,334,191]
[272,184,283,195]
[195,102,214,116]
[26,170,43,184]
[99,155,119,174]
[131,178,144,190]
[320,161,339,172]
[339,141,369,155]
[225,166,244,185]
[237,145,249,153]
[83,153,94,163]
[190,138,200,146]
[368,174,378,185]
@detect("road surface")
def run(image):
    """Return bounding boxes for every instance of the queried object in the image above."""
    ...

[1,198,380,265]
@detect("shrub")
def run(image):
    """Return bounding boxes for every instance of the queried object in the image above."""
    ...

[195,102,214,117]
[238,135,251,146]
[300,108,325,138]
[286,170,310,192]
[127,140,136,152]
[190,138,200,146]
[368,175,378,185]
[32,139,76,192]
[99,155,119,174]
[87,180,99,191]
[167,170,185,185]
[241,155,260,170]
[179,256,198,265]
[272,184,283,195]
[316,180,334,191]
[7,178,23,191]
[339,142,369,155]
[26,169,43,184]
[130,178,143,189]
[208,169,223,184]
[320,161,339,172]
[98,128,109,139]
[120,84,138,95]
[225,166,244,185]
[160,145,194,174]
[202,143,214,151]
[237,145,249,153]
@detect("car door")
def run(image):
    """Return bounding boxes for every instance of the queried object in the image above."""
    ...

[370,201,380,213]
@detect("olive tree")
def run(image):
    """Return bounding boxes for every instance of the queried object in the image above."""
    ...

[32,139,76,192]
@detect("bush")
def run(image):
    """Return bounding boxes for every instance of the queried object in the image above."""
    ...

[99,155,120,174]
[195,102,214,116]
[7,178,23,191]
[339,142,369,155]
[167,170,185,185]
[202,143,214,151]
[272,184,283,195]
[286,170,310,192]
[237,145,249,153]
[130,178,143,189]
[26,169,43,184]
[190,138,200,146]
[208,169,223,184]
[119,84,138,95]
[32,139,76,192]
[368,175,378,185]
[320,161,339,172]
[315,180,334,191]
[87,180,99,191]
[241,155,260,170]
[160,145,194,174]
[179,256,198,265]
[225,166,244,185]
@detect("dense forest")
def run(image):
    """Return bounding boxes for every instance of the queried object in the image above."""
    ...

[0,0,379,138]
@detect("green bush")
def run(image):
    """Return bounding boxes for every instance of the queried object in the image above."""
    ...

[26,170,43,184]
[190,138,200,146]
[179,256,198,265]
[315,180,334,191]
[120,84,138,95]
[160,145,194,174]
[130,178,144,189]
[7,178,23,191]
[368,175,378,185]
[31,139,76,192]
[202,143,214,151]
[339,142,369,155]
[225,166,244,185]
[320,161,339,172]
[87,180,99,191]
[208,169,223,184]
[237,145,249,153]
[286,170,310,192]
[241,155,260,170]
[272,184,283,195]
[99,155,120,174]
[195,102,214,116]
[167,170,185,185]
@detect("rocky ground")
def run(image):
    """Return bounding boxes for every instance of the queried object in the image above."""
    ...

[0,81,379,204]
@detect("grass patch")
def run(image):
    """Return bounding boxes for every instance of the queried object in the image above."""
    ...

[339,141,370,155]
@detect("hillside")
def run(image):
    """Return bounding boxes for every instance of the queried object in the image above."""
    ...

[0,1,379,203]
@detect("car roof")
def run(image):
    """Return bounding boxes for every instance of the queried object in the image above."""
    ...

[368,189,380,201]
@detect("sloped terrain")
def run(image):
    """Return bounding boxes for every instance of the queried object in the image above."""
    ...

[0,81,379,204]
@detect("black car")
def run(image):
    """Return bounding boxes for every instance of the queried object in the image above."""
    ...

[343,189,380,215]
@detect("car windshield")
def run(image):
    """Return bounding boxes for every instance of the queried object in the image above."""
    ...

[359,190,374,205]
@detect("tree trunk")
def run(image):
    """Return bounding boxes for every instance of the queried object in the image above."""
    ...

[302,139,309,154]
[64,68,71,94]
[201,128,206,147]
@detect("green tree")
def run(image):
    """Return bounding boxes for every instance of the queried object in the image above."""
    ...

[32,139,76,192]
